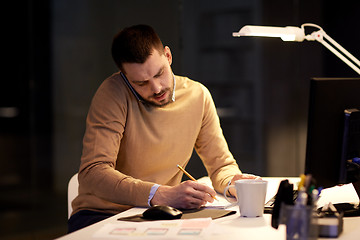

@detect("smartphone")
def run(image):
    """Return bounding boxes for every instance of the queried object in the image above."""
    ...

[120,72,144,102]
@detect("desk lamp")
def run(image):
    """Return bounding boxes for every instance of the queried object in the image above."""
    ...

[232,23,360,75]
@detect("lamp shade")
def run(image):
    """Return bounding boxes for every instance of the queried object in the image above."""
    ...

[233,25,305,42]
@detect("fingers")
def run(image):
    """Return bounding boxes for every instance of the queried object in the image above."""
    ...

[231,173,262,184]
[238,173,259,179]
[228,187,237,198]
[175,181,215,208]
[190,181,216,200]
[183,181,215,201]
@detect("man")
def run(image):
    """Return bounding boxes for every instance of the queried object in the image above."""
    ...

[68,24,258,232]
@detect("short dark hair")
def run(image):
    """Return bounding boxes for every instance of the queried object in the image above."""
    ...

[111,24,164,72]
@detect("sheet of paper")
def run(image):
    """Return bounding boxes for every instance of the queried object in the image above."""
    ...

[93,218,214,239]
[204,195,236,209]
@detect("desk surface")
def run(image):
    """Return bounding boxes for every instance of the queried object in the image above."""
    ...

[57,177,360,240]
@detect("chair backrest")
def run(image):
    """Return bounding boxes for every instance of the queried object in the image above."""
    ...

[67,173,79,219]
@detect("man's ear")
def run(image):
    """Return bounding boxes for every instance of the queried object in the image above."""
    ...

[164,46,172,65]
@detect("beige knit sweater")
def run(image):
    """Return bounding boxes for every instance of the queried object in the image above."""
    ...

[71,73,241,215]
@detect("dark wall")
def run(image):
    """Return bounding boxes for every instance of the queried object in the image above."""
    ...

[0,1,56,238]
[261,0,324,176]
[1,0,52,196]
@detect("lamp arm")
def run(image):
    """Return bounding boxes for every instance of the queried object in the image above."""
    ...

[303,25,360,75]
[318,32,360,75]
[322,31,360,67]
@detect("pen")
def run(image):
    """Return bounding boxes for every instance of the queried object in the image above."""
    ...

[177,164,196,181]
[298,174,306,190]
[176,164,217,200]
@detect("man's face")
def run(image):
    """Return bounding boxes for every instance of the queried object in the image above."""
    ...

[122,47,174,107]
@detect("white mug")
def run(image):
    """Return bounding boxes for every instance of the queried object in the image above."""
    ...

[224,179,268,217]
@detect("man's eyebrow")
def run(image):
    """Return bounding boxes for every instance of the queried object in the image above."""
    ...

[131,66,164,84]
[153,66,164,77]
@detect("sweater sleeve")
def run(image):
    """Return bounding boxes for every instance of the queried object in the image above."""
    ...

[78,77,154,207]
[194,85,242,193]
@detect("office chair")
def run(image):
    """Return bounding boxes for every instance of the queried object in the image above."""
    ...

[67,173,79,219]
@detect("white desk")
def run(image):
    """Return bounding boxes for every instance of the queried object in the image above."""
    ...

[56,177,360,240]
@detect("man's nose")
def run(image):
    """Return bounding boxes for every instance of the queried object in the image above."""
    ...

[150,79,162,93]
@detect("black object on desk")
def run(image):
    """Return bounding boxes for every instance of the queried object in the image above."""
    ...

[264,190,298,214]
[142,205,183,220]
[271,180,295,229]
